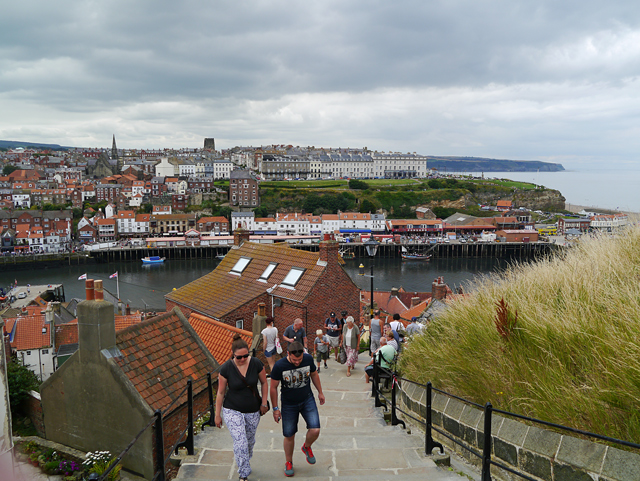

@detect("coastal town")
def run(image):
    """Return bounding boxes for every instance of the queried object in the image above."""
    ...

[0,138,629,255]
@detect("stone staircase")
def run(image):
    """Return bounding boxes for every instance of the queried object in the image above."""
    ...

[176,360,471,480]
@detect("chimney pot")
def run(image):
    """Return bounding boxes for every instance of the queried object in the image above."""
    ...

[94,280,104,301]
[85,279,95,300]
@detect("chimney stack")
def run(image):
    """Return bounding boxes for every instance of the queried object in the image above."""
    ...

[432,276,447,301]
[411,296,421,307]
[319,237,339,266]
[391,287,399,298]
[234,228,251,246]
[78,278,116,359]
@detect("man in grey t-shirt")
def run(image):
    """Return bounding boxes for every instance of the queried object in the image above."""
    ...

[370,310,383,353]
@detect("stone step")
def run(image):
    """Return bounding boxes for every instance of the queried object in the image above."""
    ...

[177,446,461,480]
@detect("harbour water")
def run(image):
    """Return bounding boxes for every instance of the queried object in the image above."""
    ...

[4,256,513,310]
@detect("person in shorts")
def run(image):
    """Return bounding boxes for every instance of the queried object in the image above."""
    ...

[314,329,329,370]
[324,311,343,361]
[261,316,279,371]
[270,342,326,477]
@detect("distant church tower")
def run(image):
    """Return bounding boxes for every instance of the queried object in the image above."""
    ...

[204,138,215,150]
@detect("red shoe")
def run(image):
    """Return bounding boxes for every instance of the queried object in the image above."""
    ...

[301,443,316,464]
[284,461,294,477]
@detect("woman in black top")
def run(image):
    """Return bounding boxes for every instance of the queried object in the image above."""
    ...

[215,334,269,481]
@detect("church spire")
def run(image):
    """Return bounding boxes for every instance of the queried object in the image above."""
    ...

[111,134,118,160]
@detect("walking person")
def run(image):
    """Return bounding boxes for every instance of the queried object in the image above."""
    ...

[324,311,343,361]
[261,316,279,371]
[314,329,329,371]
[283,318,308,351]
[270,342,326,477]
[215,334,269,481]
[370,310,384,353]
[342,316,361,377]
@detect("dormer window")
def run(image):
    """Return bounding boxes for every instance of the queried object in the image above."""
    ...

[282,267,305,288]
[230,256,252,275]
[259,262,278,281]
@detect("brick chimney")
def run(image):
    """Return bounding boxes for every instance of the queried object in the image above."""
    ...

[432,276,447,301]
[391,287,399,297]
[234,228,251,246]
[319,237,339,266]
[411,296,421,307]
[77,279,116,360]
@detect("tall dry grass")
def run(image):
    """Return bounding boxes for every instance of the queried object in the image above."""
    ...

[400,226,640,441]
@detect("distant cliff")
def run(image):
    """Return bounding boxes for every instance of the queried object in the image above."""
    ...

[426,156,564,172]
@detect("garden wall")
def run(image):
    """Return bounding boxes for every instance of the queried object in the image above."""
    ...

[399,383,640,481]
[23,391,46,438]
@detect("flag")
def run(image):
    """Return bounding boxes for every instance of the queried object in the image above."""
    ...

[78,273,87,280]
[110,272,118,279]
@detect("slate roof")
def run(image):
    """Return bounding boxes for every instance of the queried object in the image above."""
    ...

[188,313,253,365]
[166,242,327,319]
[114,308,217,413]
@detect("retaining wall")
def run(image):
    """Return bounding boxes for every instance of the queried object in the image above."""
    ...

[399,383,640,481]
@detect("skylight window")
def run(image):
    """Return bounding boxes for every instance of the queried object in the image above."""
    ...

[230,257,252,275]
[281,267,305,288]
[259,262,278,281]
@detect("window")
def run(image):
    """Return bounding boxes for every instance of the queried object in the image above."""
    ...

[282,267,305,288]
[259,262,278,281]
[42,349,49,354]
[235,319,244,329]
[230,256,252,274]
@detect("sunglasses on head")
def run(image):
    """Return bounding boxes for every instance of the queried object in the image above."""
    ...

[288,349,304,356]
[235,353,250,359]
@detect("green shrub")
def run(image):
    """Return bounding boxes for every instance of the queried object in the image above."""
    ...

[7,360,40,416]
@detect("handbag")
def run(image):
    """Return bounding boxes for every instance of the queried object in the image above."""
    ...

[275,336,283,354]
[338,345,347,364]
[231,359,270,415]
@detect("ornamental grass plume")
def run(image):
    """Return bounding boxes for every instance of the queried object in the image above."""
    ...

[399,226,640,442]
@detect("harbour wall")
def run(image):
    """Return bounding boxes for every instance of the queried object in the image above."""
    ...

[0,242,557,271]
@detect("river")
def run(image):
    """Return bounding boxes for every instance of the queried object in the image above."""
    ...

[3,256,513,310]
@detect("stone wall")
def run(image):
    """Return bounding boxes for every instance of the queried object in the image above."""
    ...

[399,383,640,481]
[23,391,46,438]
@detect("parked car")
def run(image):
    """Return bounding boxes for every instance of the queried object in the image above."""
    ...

[17,292,27,299]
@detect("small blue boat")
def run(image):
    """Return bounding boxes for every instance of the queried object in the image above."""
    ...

[142,256,165,264]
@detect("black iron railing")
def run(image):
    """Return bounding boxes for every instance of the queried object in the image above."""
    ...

[98,367,221,481]
[370,357,640,481]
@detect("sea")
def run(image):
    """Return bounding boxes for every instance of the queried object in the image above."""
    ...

[480,168,640,213]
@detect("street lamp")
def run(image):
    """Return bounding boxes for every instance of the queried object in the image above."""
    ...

[359,238,380,317]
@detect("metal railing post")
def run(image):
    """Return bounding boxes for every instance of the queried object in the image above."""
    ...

[176,379,194,455]
[373,356,383,408]
[202,372,215,429]
[154,409,165,481]
[425,382,444,455]
[390,370,405,428]
[481,402,493,481]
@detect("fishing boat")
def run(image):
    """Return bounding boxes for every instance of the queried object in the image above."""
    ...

[401,252,432,260]
[338,248,355,259]
[142,256,166,265]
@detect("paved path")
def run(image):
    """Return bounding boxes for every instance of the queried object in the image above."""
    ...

[177,359,468,480]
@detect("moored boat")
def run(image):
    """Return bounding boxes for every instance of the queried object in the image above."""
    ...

[142,256,166,264]
[401,253,431,260]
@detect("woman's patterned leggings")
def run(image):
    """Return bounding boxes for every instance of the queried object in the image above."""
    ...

[222,408,261,478]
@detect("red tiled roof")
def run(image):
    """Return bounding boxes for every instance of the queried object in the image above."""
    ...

[114,308,217,413]
[10,315,51,350]
[55,321,78,346]
[166,242,328,319]
[115,314,143,331]
[188,313,253,364]
[400,300,430,321]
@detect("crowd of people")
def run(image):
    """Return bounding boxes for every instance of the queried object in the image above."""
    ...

[214,309,424,480]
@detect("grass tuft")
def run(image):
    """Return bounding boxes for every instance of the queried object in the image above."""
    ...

[399,226,640,442]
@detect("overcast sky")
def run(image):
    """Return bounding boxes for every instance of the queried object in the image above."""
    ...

[2,1,640,169]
